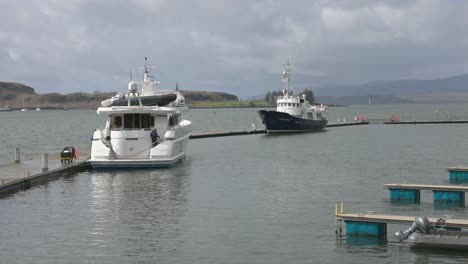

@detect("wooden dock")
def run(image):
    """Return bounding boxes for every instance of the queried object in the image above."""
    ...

[190,122,369,139]
[384,183,468,192]
[448,167,468,172]
[384,120,468,125]
[0,161,90,197]
[336,213,468,229]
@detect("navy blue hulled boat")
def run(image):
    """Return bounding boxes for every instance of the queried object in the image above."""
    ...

[258,59,328,133]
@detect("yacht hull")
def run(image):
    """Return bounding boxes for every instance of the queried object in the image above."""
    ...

[89,153,185,169]
[258,110,327,133]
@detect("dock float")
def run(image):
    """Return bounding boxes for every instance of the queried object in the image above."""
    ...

[326,121,369,127]
[190,130,266,139]
[384,120,468,125]
[0,161,90,197]
[335,212,468,236]
[384,183,468,204]
[447,167,468,181]
[190,122,369,139]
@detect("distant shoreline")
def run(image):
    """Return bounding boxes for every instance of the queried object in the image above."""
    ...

[189,103,348,109]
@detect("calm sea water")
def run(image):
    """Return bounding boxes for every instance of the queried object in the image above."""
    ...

[2,104,468,263]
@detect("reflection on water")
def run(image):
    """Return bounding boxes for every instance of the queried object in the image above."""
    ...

[344,235,388,246]
[433,201,465,209]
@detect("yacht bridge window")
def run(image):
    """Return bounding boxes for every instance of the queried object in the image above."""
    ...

[120,114,154,130]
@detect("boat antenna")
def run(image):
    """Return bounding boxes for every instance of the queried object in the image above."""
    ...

[145,57,148,73]
[129,70,133,81]
[282,59,292,96]
[176,81,179,91]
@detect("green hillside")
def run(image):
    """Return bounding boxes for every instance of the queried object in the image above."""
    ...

[0,82,239,109]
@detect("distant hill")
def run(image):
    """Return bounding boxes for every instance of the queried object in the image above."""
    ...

[316,74,468,97]
[0,82,239,109]
[180,90,238,102]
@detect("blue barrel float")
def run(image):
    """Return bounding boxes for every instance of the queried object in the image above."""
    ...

[448,167,468,181]
[345,221,387,236]
[389,189,420,202]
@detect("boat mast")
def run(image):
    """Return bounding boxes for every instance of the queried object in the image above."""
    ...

[141,57,160,96]
[281,59,291,98]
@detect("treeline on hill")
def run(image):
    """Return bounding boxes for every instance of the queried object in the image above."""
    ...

[264,88,315,105]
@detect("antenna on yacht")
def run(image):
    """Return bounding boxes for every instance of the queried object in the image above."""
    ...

[176,82,179,91]
[282,59,292,97]
[140,57,160,96]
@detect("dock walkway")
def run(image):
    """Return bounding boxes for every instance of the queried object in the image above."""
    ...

[336,213,468,229]
[384,183,468,192]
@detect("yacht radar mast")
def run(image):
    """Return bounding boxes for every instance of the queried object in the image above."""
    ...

[281,59,292,97]
[141,57,160,96]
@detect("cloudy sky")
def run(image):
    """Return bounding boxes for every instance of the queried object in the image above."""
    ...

[1,0,468,97]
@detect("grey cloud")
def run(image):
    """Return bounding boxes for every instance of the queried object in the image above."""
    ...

[1,0,468,97]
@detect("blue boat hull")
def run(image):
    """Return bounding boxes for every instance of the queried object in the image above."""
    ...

[258,110,327,133]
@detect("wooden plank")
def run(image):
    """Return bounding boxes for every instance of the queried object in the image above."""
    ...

[447,167,468,172]
[384,183,468,192]
[336,213,468,228]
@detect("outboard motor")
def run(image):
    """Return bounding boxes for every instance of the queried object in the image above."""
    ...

[395,216,432,241]
[60,146,77,164]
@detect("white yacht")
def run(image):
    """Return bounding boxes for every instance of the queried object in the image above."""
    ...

[89,58,192,169]
[21,99,27,111]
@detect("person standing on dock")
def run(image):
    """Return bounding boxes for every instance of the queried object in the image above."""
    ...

[391,113,398,122]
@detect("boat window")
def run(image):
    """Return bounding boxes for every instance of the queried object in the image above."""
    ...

[288,103,291,107]
[123,114,153,129]
[112,116,122,130]
[168,115,174,127]
[124,114,134,129]
[140,114,151,129]
[133,114,141,128]
[317,113,322,119]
